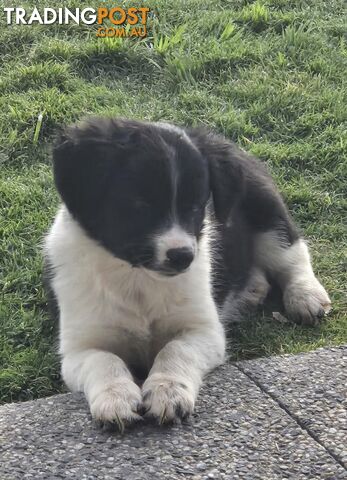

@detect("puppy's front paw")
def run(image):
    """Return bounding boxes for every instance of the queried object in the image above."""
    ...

[283,276,331,326]
[90,379,142,432]
[142,374,195,424]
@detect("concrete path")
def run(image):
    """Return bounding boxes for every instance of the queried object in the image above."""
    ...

[0,346,346,479]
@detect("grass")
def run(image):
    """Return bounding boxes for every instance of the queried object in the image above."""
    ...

[0,0,346,404]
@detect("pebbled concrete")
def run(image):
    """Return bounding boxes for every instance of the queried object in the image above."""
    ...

[238,345,347,467]
[0,348,346,479]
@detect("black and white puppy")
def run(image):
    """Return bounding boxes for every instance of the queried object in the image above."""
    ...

[45,117,331,429]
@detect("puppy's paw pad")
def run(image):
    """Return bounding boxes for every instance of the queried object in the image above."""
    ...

[142,375,195,424]
[283,277,331,326]
[90,380,142,432]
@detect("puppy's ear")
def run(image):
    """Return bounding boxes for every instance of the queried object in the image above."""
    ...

[53,119,111,220]
[187,129,245,224]
[52,117,140,219]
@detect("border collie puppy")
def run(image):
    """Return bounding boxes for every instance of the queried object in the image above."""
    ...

[45,117,331,430]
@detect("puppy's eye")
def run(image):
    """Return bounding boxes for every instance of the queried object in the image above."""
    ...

[192,203,206,213]
[133,198,151,210]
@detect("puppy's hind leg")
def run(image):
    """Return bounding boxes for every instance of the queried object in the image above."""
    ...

[256,232,331,325]
[221,268,270,323]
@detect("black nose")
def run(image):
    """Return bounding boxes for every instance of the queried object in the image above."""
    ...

[166,247,194,271]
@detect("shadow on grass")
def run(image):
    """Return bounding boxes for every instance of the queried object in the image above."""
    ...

[227,315,330,361]
[225,288,333,361]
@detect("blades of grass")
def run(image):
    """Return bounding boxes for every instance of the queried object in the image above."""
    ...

[220,23,236,41]
[33,112,44,145]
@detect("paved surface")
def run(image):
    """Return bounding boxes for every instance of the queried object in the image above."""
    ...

[238,346,347,466]
[0,347,346,480]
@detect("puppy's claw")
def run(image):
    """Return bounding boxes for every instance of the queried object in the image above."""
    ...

[90,381,143,432]
[283,278,331,326]
[142,374,195,425]
[159,407,167,425]
[114,413,125,434]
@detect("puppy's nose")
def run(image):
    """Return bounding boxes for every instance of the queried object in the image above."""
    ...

[166,247,194,271]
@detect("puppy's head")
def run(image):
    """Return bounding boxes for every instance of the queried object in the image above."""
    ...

[53,118,242,276]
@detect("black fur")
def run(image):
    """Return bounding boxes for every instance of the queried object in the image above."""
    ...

[53,118,209,274]
[52,117,299,311]
[42,258,59,321]
[187,128,299,301]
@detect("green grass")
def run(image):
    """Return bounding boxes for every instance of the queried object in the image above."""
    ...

[0,0,346,403]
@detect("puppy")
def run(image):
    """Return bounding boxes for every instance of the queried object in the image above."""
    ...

[44,117,331,430]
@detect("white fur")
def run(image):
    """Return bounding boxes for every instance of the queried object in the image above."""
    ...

[255,233,331,322]
[154,224,197,264]
[45,205,225,426]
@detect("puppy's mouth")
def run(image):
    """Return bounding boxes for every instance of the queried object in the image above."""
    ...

[140,265,190,279]
[158,268,189,277]
[129,253,192,278]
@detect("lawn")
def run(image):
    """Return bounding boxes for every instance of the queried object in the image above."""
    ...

[0,0,346,404]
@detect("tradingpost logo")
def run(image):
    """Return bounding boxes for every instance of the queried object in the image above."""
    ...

[3,7,150,37]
